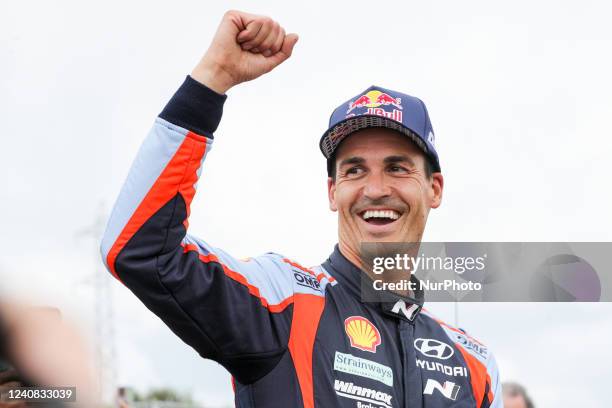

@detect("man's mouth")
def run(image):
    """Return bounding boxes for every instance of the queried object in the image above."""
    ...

[360,209,401,226]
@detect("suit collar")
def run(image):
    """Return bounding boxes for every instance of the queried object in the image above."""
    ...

[323,245,424,321]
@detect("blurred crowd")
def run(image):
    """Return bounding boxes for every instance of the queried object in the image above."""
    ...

[503,382,535,408]
[0,302,95,407]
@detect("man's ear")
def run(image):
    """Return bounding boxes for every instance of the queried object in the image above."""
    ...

[430,173,444,209]
[327,177,338,211]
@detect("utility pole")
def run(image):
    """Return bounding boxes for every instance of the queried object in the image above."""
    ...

[76,202,117,405]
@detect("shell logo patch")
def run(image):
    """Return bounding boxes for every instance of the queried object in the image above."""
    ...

[344,316,382,353]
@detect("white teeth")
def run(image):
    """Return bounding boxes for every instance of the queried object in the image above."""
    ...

[362,210,400,220]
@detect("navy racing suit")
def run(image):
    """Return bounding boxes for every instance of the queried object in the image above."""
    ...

[101,76,502,408]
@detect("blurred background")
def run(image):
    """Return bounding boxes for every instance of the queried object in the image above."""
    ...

[1,0,611,406]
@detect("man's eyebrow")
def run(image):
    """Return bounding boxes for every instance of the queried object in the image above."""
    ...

[384,155,416,167]
[338,156,365,167]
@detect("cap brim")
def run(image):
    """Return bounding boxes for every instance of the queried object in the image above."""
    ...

[320,115,430,160]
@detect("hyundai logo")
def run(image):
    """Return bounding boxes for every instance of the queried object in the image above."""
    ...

[414,338,454,360]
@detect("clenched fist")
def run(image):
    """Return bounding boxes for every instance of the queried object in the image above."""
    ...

[191,10,299,94]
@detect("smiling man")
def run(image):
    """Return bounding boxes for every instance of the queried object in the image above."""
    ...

[101,10,502,408]
[325,123,442,263]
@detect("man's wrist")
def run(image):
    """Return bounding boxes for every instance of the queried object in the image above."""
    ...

[159,76,228,137]
[190,62,235,95]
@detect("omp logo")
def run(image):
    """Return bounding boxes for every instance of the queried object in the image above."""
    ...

[293,270,321,292]
[344,316,382,353]
[454,333,488,359]
[414,338,454,360]
[423,379,460,401]
[334,380,393,408]
[428,131,435,146]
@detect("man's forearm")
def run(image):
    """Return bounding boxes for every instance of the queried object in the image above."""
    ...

[191,62,235,95]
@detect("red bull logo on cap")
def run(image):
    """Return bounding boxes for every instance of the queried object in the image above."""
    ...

[346,90,403,122]
[346,90,402,113]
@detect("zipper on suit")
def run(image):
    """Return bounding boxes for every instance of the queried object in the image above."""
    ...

[399,319,423,407]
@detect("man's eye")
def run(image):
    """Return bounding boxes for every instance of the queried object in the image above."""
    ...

[388,165,408,173]
[345,166,364,176]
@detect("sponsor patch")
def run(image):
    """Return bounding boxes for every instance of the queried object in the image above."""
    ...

[454,332,488,359]
[356,402,383,408]
[292,269,321,292]
[345,316,382,353]
[345,90,403,121]
[423,378,460,401]
[416,359,467,377]
[346,90,403,114]
[334,380,393,408]
[414,338,454,360]
[334,352,393,387]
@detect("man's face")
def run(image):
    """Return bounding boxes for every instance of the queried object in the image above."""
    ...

[327,128,443,255]
[503,393,528,408]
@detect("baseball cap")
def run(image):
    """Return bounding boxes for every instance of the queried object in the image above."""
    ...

[319,85,440,176]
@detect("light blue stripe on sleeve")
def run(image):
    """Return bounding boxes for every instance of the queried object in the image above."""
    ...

[182,235,296,306]
[100,118,211,268]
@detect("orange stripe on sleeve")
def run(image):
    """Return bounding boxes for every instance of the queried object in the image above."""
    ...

[183,244,295,313]
[106,132,207,282]
[456,345,492,406]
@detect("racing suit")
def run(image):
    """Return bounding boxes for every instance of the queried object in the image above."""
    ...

[101,76,502,408]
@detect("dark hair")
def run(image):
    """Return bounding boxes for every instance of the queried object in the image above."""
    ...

[503,382,535,408]
[327,154,435,181]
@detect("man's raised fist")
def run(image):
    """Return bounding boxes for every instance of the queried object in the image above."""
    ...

[191,10,299,94]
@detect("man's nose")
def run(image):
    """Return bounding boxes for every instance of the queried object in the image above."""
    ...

[363,171,392,199]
